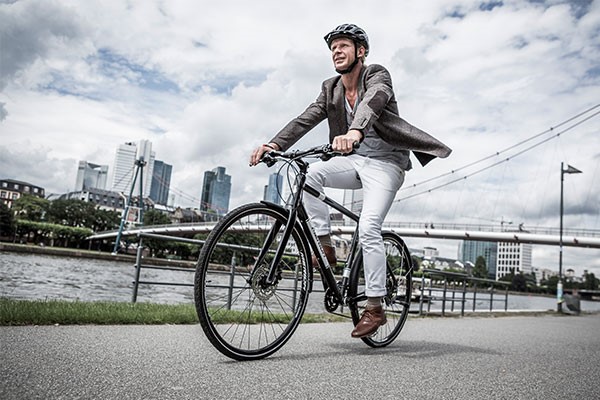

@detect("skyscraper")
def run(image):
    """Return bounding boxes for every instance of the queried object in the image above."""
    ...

[111,140,155,197]
[200,166,231,217]
[496,241,533,280]
[461,240,498,279]
[263,173,283,205]
[75,161,108,191]
[149,160,172,205]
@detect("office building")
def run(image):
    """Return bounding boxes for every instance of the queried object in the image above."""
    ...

[461,241,497,279]
[496,241,533,280]
[263,173,283,205]
[0,179,45,208]
[111,140,155,197]
[200,166,231,217]
[59,188,125,212]
[149,160,172,205]
[75,161,108,191]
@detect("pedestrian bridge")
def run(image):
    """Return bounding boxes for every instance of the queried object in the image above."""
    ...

[88,221,600,249]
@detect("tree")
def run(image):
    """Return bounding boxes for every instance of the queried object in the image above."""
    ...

[0,202,15,238]
[142,209,172,257]
[14,220,92,248]
[47,199,97,228]
[472,256,488,279]
[542,275,559,294]
[12,194,49,221]
[143,209,171,226]
[583,272,599,290]
[512,272,527,292]
[89,208,121,232]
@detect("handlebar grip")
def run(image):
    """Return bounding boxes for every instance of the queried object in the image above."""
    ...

[261,151,278,167]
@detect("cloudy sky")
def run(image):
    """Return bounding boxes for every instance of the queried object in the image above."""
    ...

[1,0,599,275]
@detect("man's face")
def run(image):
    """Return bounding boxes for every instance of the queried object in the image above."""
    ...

[330,37,359,71]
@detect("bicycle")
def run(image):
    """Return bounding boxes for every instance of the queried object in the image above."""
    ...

[194,144,413,360]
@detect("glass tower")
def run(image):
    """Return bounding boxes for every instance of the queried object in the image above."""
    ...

[149,160,172,205]
[263,173,283,205]
[200,166,231,217]
[75,161,108,191]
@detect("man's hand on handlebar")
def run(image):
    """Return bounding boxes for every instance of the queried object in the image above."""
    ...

[332,129,362,153]
[250,142,280,166]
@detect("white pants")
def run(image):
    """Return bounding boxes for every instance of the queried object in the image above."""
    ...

[304,154,405,297]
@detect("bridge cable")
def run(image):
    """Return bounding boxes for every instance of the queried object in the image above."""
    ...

[394,107,600,203]
[398,103,600,193]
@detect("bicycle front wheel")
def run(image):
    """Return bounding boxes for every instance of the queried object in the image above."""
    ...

[194,203,311,361]
[348,232,413,347]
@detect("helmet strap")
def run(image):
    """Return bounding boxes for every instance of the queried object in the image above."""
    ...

[335,43,360,75]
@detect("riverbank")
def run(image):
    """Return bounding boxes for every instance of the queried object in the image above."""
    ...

[0,242,195,268]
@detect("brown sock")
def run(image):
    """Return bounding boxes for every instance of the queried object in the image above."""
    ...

[366,297,382,309]
[318,235,332,248]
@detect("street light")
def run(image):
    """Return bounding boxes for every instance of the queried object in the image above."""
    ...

[558,162,582,312]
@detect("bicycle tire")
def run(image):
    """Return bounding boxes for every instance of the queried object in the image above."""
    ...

[194,203,311,361]
[348,232,413,347]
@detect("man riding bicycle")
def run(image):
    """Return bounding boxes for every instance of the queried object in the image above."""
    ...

[250,23,451,338]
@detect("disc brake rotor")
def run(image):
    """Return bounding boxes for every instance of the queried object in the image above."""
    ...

[251,263,279,302]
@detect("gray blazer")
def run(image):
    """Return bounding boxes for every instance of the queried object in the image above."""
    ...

[269,64,452,167]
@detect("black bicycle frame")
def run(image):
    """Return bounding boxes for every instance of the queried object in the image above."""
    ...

[263,156,363,306]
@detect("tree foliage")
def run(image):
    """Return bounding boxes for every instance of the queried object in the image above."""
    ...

[15,220,92,248]
[472,256,488,278]
[143,209,171,226]
[0,202,15,237]
[44,199,119,231]
[12,194,49,221]
[582,272,599,290]
[141,209,173,257]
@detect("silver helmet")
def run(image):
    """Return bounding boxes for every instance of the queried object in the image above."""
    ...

[324,24,369,56]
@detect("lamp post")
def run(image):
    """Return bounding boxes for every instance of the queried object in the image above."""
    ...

[558,162,582,312]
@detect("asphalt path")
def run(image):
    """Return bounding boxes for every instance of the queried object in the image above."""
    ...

[1,314,599,400]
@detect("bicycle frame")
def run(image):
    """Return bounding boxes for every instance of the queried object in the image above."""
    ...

[260,153,362,310]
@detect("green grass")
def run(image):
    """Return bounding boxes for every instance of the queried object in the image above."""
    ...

[0,298,347,326]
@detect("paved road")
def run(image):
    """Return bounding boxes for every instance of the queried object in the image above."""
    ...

[1,314,599,399]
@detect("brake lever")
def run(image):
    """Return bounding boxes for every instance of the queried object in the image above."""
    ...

[261,152,279,167]
[319,142,360,161]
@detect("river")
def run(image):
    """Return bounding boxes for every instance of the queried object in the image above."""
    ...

[2,251,599,314]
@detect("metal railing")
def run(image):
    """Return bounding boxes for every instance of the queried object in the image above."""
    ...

[130,232,324,310]
[131,232,201,303]
[415,269,510,316]
[130,233,511,316]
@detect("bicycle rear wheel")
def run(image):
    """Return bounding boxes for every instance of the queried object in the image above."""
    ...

[194,203,311,361]
[348,232,413,347]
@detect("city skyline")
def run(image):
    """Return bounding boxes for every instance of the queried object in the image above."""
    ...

[1,167,597,275]
[1,1,598,275]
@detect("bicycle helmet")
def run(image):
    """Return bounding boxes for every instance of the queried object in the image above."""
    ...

[324,24,369,57]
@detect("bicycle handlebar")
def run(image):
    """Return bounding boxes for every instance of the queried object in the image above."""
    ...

[261,142,360,167]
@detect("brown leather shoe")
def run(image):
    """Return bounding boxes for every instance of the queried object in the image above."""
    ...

[351,305,387,338]
[311,245,337,269]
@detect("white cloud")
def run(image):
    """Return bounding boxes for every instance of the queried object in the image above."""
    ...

[0,0,599,275]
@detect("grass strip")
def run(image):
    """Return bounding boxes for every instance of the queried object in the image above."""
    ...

[0,298,347,326]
